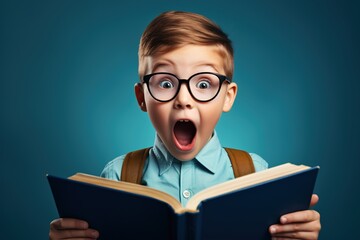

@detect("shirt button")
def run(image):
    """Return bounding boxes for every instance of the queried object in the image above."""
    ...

[183,190,191,199]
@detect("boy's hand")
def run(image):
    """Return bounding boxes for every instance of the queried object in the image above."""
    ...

[269,194,321,240]
[49,218,99,239]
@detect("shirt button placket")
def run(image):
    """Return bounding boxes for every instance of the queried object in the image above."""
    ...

[182,189,191,199]
[180,161,194,205]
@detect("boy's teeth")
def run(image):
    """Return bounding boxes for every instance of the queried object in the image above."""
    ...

[179,120,189,122]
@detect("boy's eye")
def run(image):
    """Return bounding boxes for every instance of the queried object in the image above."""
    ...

[159,80,174,89]
[196,80,211,89]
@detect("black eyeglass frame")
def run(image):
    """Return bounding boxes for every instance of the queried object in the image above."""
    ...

[142,72,232,102]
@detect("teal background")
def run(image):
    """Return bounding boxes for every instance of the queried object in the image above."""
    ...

[1,0,359,239]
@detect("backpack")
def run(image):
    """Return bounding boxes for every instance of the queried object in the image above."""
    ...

[121,147,255,184]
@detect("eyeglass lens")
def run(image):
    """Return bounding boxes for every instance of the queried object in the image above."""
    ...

[147,73,222,101]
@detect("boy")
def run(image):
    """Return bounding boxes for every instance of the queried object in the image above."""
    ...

[50,11,321,239]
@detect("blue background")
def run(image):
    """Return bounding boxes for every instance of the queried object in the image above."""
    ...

[1,0,359,239]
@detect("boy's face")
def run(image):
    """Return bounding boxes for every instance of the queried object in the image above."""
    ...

[135,45,237,161]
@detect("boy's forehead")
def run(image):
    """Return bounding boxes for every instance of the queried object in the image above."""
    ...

[144,45,226,74]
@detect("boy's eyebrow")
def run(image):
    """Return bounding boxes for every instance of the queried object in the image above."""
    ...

[152,61,222,74]
[152,61,174,72]
[197,63,221,73]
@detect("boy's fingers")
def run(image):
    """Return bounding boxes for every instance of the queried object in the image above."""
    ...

[59,229,99,239]
[309,194,319,207]
[270,221,321,235]
[269,211,321,240]
[280,210,320,224]
[50,228,99,239]
[50,218,89,230]
[271,229,319,240]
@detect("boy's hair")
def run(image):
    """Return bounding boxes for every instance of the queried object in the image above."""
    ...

[138,11,234,80]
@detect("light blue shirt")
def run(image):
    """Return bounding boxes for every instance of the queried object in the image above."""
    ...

[101,131,268,206]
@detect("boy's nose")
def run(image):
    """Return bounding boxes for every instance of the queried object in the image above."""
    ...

[174,83,194,109]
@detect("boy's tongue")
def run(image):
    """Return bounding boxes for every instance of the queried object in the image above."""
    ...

[174,121,196,147]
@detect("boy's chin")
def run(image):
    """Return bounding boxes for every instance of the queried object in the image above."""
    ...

[170,148,199,161]
[177,156,195,161]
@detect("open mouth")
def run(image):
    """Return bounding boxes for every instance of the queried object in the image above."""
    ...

[173,120,196,151]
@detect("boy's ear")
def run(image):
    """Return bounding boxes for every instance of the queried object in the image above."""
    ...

[135,83,147,112]
[222,82,237,112]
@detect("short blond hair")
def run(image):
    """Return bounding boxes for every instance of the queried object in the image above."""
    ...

[138,11,234,80]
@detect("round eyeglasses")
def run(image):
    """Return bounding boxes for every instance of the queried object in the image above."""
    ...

[142,72,231,102]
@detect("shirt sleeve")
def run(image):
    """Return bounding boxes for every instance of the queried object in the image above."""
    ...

[249,153,268,172]
[100,155,126,180]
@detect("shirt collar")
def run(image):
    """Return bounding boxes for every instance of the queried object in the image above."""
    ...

[152,131,223,175]
[152,134,175,175]
[194,131,223,174]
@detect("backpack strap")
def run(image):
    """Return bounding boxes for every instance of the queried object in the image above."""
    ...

[120,148,151,184]
[121,147,255,184]
[224,148,255,178]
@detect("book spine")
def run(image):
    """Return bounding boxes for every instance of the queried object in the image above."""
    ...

[172,212,201,240]
[172,212,186,240]
[187,211,201,240]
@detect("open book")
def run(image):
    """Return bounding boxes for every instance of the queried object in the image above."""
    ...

[48,163,319,240]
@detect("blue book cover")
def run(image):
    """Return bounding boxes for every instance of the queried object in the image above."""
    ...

[47,164,319,240]
[196,166,319,239]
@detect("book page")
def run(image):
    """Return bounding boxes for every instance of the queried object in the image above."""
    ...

[185,163,310,211]
[69,174,186,213]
